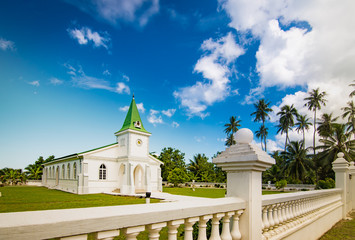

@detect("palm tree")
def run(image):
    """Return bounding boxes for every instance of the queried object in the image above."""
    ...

[255,125,268,151]
[304,88,327,154]
[295,114,312,148]
[224,116,241,146]
[349,80,355,97]
[317,113,339,139]
[316,123,355,178]
[277,104,298,151]
[251,99,273,151]
[188,154,213,182]
[341,100,355,137]
[225,133,236,147]
[281,141,314,182]
[25,164,43,180]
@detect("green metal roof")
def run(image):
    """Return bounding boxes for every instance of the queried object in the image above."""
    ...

[116,97,150,134]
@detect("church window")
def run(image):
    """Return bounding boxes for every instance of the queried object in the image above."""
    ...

[99,164,106,180]
[73,163,77,179]
[67,163,70,179]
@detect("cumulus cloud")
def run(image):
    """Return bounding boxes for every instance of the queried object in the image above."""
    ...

[66,0,159,27]
[172,121,179,128]
[221,0,355,120]
[28,81,40,87]
[174,32,244,118]
[68,26,110,49]
[162,109,176,117]
[64,63,130,94]
[0,38,15,51]
[147,109,163,125]
[50,77,64,85]
[119,102,145,113]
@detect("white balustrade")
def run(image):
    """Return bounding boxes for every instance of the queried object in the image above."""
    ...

[261,189,342,239]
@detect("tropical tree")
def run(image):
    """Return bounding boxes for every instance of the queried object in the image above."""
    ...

[224,116,241,146]
[158,147,187,181]
[341,100,355,137]
[304,88,327,154]
[281,141,314,183]
[349,80,355,97]
[187,154,215,182]
[25,164,42,180]
[167,168,190,187]
[255,125,268,151]
[317,113,339,139]
[295,114,312,148]
[277,104,298,151]
[251,99,273,151]
[316,123,355,178]
[225,133,236,147]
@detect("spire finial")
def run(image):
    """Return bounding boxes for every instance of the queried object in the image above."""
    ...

[132,93,135,99]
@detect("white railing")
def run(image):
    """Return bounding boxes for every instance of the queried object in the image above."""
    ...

[0,197,245,240]
[261,189,343,240]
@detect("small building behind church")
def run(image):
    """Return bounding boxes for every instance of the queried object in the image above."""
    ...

[42,97,163,194]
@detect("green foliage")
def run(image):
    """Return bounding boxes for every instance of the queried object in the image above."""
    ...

[188,154,215,182]
[224,116,241,146]
[251,99,273,151]
[158,147,186,181]
[275,179,287,191]
[316,178,335,189]
[167,168,190,186]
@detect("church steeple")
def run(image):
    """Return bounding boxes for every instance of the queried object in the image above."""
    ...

[116,96,150,134]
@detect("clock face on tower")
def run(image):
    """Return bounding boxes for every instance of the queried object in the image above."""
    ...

[136,139,143,146]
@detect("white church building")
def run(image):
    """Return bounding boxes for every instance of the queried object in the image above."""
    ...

[42,97,163,194]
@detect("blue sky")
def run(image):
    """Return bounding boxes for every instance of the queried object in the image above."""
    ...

[1,0,354,169]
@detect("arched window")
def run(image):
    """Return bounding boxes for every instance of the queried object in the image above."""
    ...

[99,164,106,180]
[67,163,71,179]
[62,165,65,179]
[73,163,77,180]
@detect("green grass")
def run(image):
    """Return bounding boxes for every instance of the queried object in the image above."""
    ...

[319,212,355,240]
[0,186,158,213]
[163,187,287,198]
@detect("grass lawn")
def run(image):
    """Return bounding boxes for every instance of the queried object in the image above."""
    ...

[163,187,287,198]
[0,186,158,213]
[319,211,355,240]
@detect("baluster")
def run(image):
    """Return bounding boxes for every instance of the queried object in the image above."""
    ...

[220,211,234,240]
[96,230,120,240]
[209,213,224,240]
[60,234,87,240]
[184,217,199,240]
[198,215,212,240]
[279,202,287,231]
[262,205,270,238]
[272,204,280,232]
[147,222,167,240]
[266,204,275,237]
[284,201,293,228]
[231,210,243,240]
[167,219,184,240]
[122,226,145,240]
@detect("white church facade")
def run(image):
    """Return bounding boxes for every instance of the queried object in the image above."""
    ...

[42,97,163,194]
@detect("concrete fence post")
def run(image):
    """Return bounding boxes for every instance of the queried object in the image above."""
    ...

[348,161,355,211]
[213,128,275,240]
[332,152,350,218]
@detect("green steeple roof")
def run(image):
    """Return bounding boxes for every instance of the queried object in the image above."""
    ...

[116,96,150,134]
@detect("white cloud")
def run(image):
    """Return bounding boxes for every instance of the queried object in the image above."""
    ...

[28,81,40,87]
[162,109,176,117]
[147,109,163,125]
[172,121,179,128]
[116,82,130,94]
[122,74,130,82]
[50,77,63,85]
[119,102,145,113]
[174,32,244,118]
[221,0,355,119]
[103,69,111,76]
[0,38,15,51]
[68,27,110,49]
[64,63,130,94]
[66,0,159,27]
[194,136,206,143]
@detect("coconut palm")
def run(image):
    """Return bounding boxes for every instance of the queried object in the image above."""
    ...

[224,116,241,146]
[304,88,327,154]
[25,164,43,180]
[225,133,236,147]
[317,113,339,139]
[316,123,355,178]
[255,125,268,151]
[341,100,355,137]
[281,141,314,182]
[349,80,355,97]
[188,154,214,182]
[251,99,273,151]
[295,114,312,148]
[277,104,298,151]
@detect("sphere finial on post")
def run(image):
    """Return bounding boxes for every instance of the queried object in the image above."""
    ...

[234,128,253,144]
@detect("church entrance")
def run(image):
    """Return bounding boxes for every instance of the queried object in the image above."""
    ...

[133,165,145,193]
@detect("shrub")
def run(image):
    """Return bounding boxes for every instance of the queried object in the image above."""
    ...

[316,178,335,189]
[275,179,287,191]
